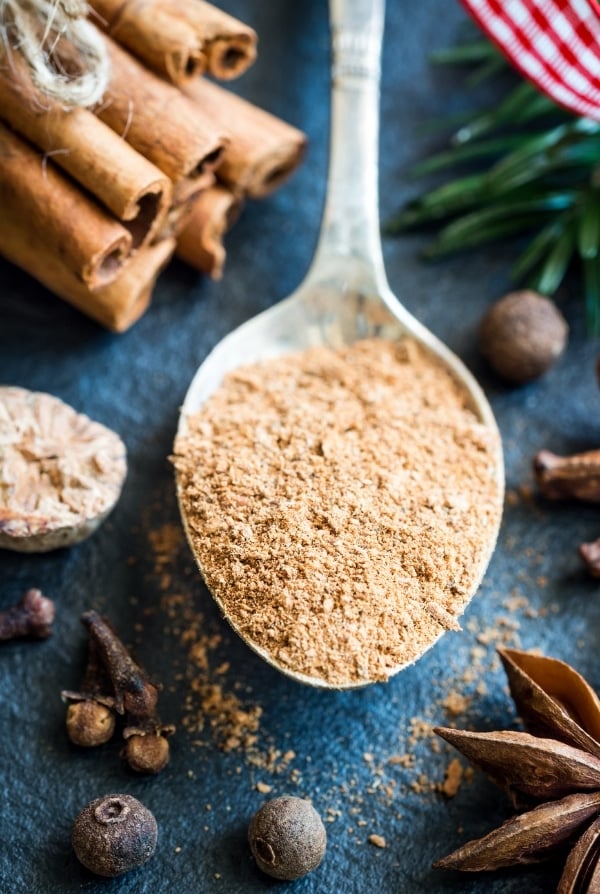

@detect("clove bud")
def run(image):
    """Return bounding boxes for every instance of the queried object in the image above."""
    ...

[0,589,55,641]
[580,539,600,579]
[533,447,600,577]
[81,610,174,774]
[61,638,116,747]
[533,449,600,503]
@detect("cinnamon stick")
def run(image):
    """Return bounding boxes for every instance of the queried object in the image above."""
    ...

[0,192,175,330]
[183,78,306,197]
[0,49,171,247]
[172,173,216,207]
[0,120,132,289]
[152,175,217,242]
[90,0,256,83]
[96,36,228,182]
[90,238,175,330]
[175,185,242,279]
[167,0,257,80]
[154,204,194,242]
[90,0,204,83]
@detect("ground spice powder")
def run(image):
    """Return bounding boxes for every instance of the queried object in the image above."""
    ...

[174,337,502,687]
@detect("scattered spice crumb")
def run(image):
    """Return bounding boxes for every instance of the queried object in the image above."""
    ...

[368,834,387,848]
[256,782,272,794]
[408,718,435,747]
[140,469,552,854]
[503,592,530,613]
[411,773,436,795]
[439,758,464,798]
[442,691,470,717]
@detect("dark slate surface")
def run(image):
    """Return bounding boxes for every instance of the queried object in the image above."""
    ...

[1,2,599,892]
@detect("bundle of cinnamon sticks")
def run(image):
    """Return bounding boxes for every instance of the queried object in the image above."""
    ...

[0,1,306,331]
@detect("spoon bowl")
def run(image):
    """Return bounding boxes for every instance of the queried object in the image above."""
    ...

[175,0,504,689]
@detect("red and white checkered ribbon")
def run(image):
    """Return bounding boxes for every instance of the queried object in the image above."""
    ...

[460,0,600,120]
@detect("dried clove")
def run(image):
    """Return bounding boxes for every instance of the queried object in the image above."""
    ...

[0,588,55,641]
[533,448,600,577]
[61,638,116,747]
[579,539,600,578]
[533,449,600,503]
[81,610,174,774]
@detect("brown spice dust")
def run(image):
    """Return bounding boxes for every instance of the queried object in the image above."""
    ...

[440,757,464,798]
[174,337,502,686]
[367,834,387,848]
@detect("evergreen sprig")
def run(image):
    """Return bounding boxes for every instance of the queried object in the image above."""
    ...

[386,38,600,333]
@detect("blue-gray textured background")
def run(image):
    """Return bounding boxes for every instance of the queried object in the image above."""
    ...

[1,1,599,892]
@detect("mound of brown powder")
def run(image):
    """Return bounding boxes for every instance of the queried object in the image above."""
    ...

[174,337,502,687]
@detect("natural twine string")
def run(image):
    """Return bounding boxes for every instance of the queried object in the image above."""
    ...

[0,0,109,106]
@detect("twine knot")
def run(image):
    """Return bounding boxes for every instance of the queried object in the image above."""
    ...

[0,0,109,106]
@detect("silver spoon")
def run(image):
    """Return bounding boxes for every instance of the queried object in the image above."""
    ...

[175,0,504,688]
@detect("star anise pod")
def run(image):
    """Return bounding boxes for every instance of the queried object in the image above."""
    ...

[433,647,600,892]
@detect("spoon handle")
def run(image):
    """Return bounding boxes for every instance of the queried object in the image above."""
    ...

[306,0,389,296]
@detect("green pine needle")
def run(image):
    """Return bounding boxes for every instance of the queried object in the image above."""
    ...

[531,225,576,296]
[511,221,562,281]
[410,135,528,177]
[387,34,600,334]
[584,256,600,333]
[578,189,600,259]
[429,40,498,66]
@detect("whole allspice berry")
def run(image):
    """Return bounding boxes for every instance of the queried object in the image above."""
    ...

[479,290,568,384]
[72,794,157,877]
[248,796,327,880]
